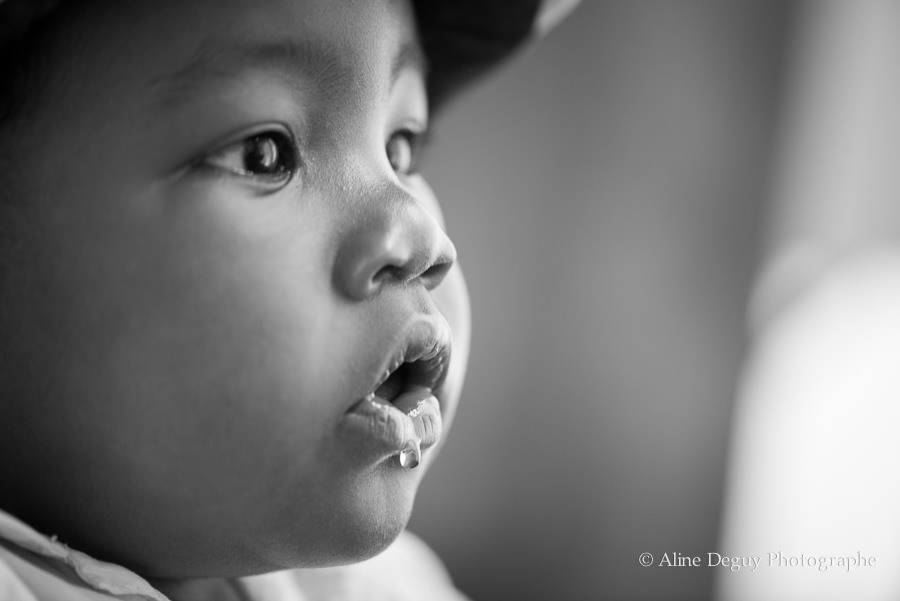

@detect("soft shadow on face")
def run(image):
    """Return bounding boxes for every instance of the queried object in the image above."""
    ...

[0,0,470,579]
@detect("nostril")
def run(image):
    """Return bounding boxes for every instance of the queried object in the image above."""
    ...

[371,258,451,290]
[334,188,457,300]
[420,258,452,290]
[371,265,406,287]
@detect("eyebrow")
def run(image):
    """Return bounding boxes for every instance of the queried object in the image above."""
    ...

[152,37,427,109]
[152,39,350,107]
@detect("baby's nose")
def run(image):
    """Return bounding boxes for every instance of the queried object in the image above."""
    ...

[334,185,456,301]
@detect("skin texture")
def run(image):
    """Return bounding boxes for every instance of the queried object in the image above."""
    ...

[0,0,471,591]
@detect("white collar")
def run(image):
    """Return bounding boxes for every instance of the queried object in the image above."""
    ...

[0,508,169,601]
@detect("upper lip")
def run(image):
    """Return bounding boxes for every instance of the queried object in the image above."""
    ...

[363,316,452,405]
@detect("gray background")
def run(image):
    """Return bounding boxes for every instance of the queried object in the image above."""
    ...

[408,2,790,600]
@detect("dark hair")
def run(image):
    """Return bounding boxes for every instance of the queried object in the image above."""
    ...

[0,17,60,292]
[0,13,66,127]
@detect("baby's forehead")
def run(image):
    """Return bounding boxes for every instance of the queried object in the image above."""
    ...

[153,18,426,114]
[0,0,546,116]
[27,0,425,124]
[119,0,420,82]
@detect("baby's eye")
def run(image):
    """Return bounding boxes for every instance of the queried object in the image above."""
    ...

[201,128,299,186]
[386,129,426,176]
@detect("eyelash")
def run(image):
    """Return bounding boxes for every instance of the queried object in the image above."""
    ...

[197,127,300,189]
[195,124,430,187]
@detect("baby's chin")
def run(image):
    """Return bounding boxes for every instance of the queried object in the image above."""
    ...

[102,457,428,583]
[320,512,412,567]
[252,462,427,572]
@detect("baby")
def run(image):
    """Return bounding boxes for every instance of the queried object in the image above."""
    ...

[0,0,576,599]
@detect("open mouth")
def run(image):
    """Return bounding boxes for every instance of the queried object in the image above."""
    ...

[367,340,450,411]
[341,320,452,468]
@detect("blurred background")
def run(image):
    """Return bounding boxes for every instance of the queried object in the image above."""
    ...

[409,1,790,600]
[409,0,900,599]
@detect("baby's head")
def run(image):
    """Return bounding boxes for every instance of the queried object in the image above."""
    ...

[0,0,569,587]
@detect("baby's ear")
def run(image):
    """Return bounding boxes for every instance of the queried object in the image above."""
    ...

[246,530,471,601]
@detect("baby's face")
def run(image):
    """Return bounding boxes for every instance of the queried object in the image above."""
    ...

[0,0,469,578]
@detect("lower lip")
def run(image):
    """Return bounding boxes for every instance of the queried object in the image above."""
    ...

[339,385,443,464]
